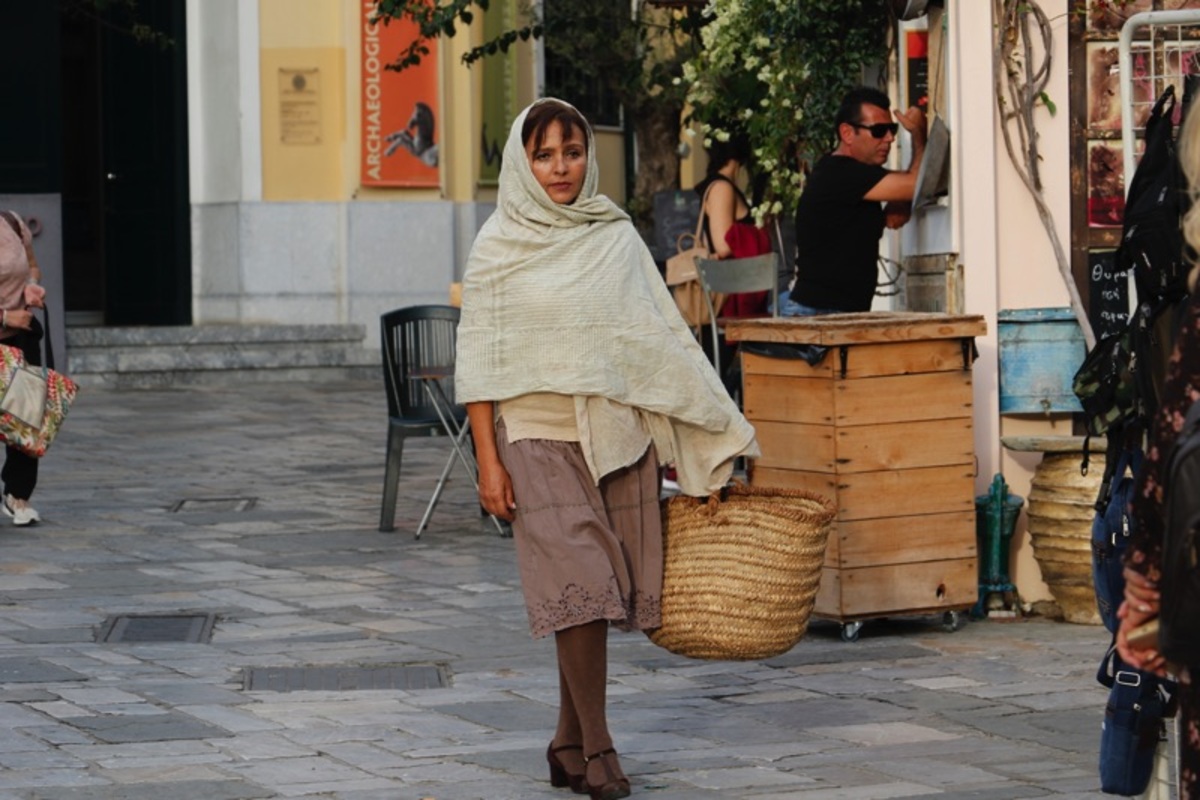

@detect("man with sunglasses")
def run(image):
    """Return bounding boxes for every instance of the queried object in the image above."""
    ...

[784,86,927,315]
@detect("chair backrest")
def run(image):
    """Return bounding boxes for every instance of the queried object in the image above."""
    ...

[694,252,780,299]
[380,304,462,421]
[695,252,781,325]
[694,253,780,377]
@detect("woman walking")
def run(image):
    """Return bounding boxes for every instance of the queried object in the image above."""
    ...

[455,99,757,799]
[0,210,46,526]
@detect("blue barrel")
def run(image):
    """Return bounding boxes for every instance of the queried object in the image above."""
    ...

[997,307,1085,414]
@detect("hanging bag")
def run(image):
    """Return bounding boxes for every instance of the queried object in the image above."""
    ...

[0,307,78,457]
[1118,86,1190,303]
[665,182,725,331]
[1097,646,1172,796]
[1091,447,1141,632]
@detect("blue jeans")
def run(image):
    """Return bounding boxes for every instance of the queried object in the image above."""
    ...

[771,293,840,317]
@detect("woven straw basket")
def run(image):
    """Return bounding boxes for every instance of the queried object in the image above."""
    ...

[650,484,835,661]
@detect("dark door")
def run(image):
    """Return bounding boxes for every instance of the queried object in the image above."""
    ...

[98,0,190,325]
[0,4,61,194]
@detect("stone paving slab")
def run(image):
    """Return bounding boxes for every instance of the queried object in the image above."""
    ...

[0,380,1156,798]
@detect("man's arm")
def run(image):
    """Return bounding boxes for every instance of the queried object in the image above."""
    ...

[864,106,927,203]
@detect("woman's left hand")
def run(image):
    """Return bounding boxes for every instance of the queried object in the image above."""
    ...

[1116,601,1168,675]
[23,283,45,309]
[1122,566,1160,612]
[1115,567,1167,675]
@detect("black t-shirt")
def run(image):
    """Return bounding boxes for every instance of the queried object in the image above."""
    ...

[790,155,889,312]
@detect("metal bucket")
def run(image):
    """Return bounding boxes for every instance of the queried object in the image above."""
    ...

[998,307,1086,414]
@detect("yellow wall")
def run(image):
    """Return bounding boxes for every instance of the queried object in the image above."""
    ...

[257,0,626,205]
[595,131,625,205]
[443,22,477,203]
[260,0,346,200]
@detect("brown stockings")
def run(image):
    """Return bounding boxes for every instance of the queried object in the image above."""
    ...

[552,620,627,787]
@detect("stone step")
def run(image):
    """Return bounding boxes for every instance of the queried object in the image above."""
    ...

[66,324,380,389]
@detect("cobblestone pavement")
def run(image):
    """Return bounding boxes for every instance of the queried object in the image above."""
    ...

[0,380,1141,798]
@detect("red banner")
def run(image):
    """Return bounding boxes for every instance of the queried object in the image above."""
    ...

[362,4,440,187]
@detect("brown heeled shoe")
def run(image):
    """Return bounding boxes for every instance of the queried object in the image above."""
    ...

[547,742,587,794]
[585,748,631,800]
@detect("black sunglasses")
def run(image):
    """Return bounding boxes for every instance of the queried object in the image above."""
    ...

[850,122,900,139]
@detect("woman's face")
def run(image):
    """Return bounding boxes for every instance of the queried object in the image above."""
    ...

[525,120,587,205]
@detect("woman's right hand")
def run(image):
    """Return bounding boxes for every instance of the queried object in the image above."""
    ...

[4,308,35,331]
[465,402,516,521]
[477,456,516,521]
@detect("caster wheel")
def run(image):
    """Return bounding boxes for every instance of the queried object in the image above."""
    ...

[841,621,863,642]
[942,610,962,632]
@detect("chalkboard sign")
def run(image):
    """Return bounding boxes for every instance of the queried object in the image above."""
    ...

[651,189,701,264]
[1088,249,1130,340]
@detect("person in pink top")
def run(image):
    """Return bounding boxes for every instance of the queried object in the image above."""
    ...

[0,211,47,525]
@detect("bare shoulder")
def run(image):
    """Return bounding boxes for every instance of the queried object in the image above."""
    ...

[703,178,736,207]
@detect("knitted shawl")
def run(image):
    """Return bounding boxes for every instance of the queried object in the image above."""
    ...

[455,99,758,495]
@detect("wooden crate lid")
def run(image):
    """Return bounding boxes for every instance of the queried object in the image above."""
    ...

[726,312,987,345]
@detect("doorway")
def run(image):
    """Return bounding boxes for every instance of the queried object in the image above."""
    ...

[60,0,191,326]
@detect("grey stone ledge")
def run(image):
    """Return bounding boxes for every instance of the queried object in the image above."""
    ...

[68,344,379,375]
[74,365,381,390]
[67,324,368,348]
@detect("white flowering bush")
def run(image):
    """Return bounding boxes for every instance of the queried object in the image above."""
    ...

[681,0,890,221]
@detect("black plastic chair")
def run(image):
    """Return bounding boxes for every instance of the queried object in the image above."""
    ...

[378,305,466,533]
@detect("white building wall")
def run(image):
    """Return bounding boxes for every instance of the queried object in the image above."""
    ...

[187,0,248,324]
[951,0,1078,603]
[184,0,482,348]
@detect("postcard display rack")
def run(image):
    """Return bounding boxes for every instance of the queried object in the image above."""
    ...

[1080,5,1200,335]
[725,313,987,641]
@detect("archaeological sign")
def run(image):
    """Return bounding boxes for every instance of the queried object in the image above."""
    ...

[361,3,441,187]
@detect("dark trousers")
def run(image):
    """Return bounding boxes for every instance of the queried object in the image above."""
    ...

[1,318,41,500]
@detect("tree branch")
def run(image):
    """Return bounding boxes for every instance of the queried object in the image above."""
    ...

[994,0,1095,350]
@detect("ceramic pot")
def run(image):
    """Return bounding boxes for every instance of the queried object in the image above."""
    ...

[1026,447,1105,625]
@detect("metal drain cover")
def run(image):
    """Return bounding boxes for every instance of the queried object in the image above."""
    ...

[171,497,257,513]
[100,613,216,644]
[243,664,449,692]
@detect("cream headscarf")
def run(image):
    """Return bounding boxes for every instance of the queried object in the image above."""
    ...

[455,99,759,495]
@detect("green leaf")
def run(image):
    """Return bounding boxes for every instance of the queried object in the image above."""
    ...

[1038,91,1057,116]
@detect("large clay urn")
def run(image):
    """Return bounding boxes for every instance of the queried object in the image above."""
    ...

[1004,436,1105,625]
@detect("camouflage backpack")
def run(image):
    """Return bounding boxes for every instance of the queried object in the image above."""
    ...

[1072,325,1139,437]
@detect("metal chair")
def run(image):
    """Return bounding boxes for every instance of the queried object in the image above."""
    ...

[694,252,780,377]
[379,305,504,537]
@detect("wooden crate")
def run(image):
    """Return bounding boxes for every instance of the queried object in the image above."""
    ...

[728,313,987,627]
[814,558,979,619]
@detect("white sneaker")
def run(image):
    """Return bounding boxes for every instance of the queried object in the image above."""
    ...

[3,494,40,526]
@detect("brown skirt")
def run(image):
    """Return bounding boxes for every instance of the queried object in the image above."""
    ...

[496,421,663,639]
